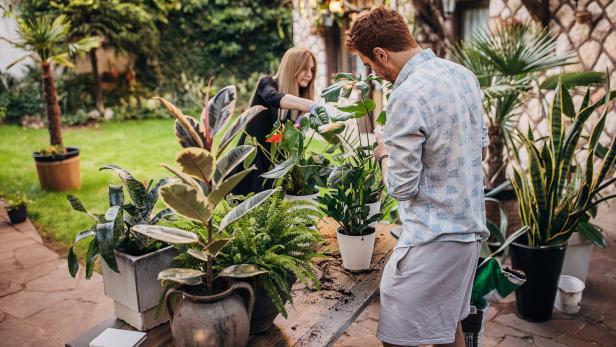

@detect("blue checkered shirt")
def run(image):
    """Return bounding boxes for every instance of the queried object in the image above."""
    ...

[384,49,490,247]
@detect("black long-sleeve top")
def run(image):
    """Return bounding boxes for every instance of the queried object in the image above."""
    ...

[232,76,287,195]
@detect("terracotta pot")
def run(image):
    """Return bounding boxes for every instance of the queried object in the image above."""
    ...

[33,147,81,191]
[165,280,254,347]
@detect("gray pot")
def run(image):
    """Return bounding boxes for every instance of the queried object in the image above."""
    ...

[101,246,176,330]
[165,280,254,347]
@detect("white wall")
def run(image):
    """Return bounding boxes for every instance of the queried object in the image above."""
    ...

[0,10,32,78]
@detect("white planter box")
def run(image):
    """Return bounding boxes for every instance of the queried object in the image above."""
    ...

[562,233,594,283]
[102,246,176,331]
[336,229,376,271]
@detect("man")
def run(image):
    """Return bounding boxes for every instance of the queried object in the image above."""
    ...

[345,6,490,347]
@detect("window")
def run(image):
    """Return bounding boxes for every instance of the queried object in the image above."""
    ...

[454,0,490,42]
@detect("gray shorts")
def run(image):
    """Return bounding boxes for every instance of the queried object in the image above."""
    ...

[377,241,481,346]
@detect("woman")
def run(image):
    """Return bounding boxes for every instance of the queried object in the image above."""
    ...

[233,47,318,195]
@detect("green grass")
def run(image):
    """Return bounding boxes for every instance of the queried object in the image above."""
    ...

[0,119,178,258]
[0,119,331,262]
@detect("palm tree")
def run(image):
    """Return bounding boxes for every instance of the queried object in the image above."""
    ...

[3,14,99,151]
[450,23,576,189]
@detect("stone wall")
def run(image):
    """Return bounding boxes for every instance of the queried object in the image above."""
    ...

[292,0,329,94]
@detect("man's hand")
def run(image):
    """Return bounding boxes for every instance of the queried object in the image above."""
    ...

[374,126,389,159]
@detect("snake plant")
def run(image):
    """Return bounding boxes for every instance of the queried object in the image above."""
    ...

[511,77,616,247]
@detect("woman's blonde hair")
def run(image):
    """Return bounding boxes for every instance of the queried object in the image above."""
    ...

[250,47,316,121]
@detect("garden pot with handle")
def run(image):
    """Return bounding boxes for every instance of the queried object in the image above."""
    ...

[336,227,376,271]
[165,279,254,347]
[510,237,567,322]
[561,233,594,283]
[33,146,81,191]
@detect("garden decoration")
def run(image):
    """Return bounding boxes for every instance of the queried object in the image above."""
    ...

[209,193,323,334]
[66,165,175,330]
[132,84,278,346]
[2,193,30,224]
[507,76,616,322]
[2,14,99,191]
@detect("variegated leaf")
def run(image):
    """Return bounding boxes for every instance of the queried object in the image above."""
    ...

[219,189,278,231]
[219,264,268,279]
[160,182,213,223]
[176,148,215,182]
[213,145,255,184]
[158,268,204,286]
[132,225,199,244]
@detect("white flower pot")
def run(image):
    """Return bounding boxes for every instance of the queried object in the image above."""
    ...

[101,246,176,331]
[367,201,381,227]
[562,233,594,283]
[554,275,585,314]
[336,228,376,271]
[285,191,320,211]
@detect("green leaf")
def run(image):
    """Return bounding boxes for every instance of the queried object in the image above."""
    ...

[219,264,268,279]
[108,185,124,207]
[261,157,296,179]
[208,85,237,134]
[158,268,204,286]
[67,246,78,278]
[160,182,212,223]
[66,195,99,221]
[149,208,175,225]
[188,239,232,260]
[161,164,199,189]
[208,167,256,206]
[577,221,606,248]
[85,239,99,280]
[96,222,118,272]
[100,165,148,208]
[219,189,279,231]
[376,111,387,125]
[175,147,215,182]
[317,122,346,136]
[540,72,606,90]
[73,229,96,244]
[335,73,358,81]
[132,225,199,244]
[213,145,255,184]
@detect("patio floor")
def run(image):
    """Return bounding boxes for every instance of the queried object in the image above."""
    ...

[0,204,614,347]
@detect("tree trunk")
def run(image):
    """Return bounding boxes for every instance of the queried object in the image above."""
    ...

[487,124,507,188]
[41,61,64,150]
[89,49,104,113]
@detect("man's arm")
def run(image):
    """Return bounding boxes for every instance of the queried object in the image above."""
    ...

[374,97,427,201]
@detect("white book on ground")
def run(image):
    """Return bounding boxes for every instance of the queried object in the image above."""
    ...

[89,328,146,347]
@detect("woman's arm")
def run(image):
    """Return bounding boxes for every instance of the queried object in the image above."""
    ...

[279,94,314,113]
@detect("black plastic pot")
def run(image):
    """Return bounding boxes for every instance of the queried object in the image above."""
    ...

[7,204,27,224]
[510,236,567,322]
[245,275,295,335]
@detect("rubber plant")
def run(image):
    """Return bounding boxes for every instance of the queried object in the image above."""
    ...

[66,165,173,279]
[509,76,616,247]
[131,84,278,291]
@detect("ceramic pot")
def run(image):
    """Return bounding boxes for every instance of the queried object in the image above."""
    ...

[336,227,376,271]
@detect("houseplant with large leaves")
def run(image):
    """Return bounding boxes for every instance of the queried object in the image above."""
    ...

[131,84,278,346]
[507,77,616,322]
[2,14,99,191]
[66,165,174,330]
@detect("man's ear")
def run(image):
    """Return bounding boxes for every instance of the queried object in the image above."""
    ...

[373,47,388,63]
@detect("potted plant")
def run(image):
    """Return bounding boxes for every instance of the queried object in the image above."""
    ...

[66,165,175,330]
[131,83,278,346]
[3,14,99,191]
[132,149,277,346]
[450,23,586,236]
[508,77,616,322]
[318,138,383,271]
[2,193,30,224]
[259,119,331,203]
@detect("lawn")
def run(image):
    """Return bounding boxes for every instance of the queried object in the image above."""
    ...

[0,119,178,258]
[0,118,330,261]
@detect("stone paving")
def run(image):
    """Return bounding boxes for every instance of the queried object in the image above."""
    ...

[0,204,614,346]
[335,203,616,347]
[0,210,112,347]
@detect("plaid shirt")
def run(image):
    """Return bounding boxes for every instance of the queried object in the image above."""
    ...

[384,49,490,247]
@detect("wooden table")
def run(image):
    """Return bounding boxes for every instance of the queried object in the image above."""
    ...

[66,221,398,347]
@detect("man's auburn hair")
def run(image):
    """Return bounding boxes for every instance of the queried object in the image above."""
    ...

[345,6,417,60]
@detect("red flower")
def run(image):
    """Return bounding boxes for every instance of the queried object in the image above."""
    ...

[266,132,283,143]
